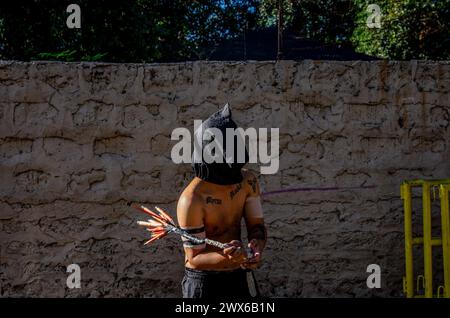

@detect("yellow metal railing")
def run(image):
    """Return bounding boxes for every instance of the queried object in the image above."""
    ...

[439,184,450,298]
[401,179,450,298]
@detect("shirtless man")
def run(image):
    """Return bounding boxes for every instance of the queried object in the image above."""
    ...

[177,104,267,298]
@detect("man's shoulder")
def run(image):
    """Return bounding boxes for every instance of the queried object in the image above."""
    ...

[178,181,203,211]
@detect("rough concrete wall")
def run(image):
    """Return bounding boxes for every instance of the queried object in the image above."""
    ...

[0,60,449,297]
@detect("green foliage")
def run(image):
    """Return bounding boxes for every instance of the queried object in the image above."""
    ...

[0,0,253,62]
[0,0,448,61]
[256,0,449,59]
[35,50,107,62]
[257,0,293,28]
[36,50,78,62]
[256,0,357,46]
[351,0,450,60]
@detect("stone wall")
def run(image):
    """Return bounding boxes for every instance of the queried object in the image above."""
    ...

[0,60,449,297]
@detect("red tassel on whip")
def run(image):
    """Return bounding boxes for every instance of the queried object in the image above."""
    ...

[132,203,253,259]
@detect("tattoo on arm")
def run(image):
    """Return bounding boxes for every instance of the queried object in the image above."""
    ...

[206,196,222,204]
[247,177,257,193]
[229,183,242,199]
[248,223,267,241]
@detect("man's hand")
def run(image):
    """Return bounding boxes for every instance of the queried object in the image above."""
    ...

[241,239,262,269]
[223,240,247,264]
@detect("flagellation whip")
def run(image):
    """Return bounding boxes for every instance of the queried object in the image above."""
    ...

[132,203,253,257]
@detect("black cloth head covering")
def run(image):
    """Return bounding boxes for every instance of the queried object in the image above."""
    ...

[192,103,248,185]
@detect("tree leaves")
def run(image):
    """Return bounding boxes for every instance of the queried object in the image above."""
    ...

[0,0,448,62]
[351,0,450,60]
[0,0,253,62]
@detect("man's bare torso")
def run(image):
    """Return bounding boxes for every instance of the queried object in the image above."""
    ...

[179,170,254,270]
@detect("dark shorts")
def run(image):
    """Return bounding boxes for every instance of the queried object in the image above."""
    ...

[181,267,250,298]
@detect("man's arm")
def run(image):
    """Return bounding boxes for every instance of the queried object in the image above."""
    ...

[243,172,267,269]
[177,192,246,270]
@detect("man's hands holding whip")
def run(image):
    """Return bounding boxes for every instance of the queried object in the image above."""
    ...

[133,203,264,271]
[223,239,262,269]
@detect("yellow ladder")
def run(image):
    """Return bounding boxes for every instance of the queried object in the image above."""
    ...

[401,179,450,298]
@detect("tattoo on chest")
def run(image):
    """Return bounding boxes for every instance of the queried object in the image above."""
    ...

[248,177,257,193]
[229,183,242,199]
[206,196,222,205]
